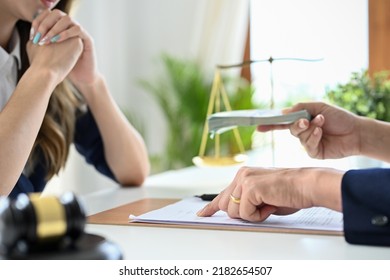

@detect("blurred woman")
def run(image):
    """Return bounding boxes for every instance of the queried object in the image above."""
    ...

[0,0,150,198]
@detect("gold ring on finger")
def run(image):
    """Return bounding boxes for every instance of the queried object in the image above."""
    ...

[230,194,241,204]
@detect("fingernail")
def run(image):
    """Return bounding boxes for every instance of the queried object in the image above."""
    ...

[38,36,48,46]
[50,35,60,43]
[313,114,323,124]
[29,27,34,40]
[33,9,42,20]
[298,119,307,129]
[32,32,41,44]
[313,127,320,136]
[196,207,206,216]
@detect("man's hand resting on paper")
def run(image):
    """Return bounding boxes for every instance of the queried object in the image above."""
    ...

[197,166,344,222]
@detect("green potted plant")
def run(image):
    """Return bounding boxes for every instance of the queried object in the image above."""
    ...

[326,69,390,121]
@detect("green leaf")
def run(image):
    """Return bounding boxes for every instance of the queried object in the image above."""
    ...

[325,69,390,122]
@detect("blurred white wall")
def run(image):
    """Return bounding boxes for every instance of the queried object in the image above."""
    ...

[44,0,249,195]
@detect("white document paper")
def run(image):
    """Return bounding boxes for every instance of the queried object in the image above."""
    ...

[129,197,343,232]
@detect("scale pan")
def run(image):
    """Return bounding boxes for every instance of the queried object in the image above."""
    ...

[192,154,247,167]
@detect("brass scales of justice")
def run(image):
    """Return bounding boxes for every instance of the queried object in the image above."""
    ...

[192,56,323,167]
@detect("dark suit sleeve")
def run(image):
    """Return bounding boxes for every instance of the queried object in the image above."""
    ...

[342,168,390,246]
[73,109,117,183]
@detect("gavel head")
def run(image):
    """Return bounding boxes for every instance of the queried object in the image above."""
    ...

[0,192,86,257]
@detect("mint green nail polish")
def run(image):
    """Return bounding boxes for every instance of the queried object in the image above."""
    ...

[50,35,60,43]
[33,9,42,20]
[33,32,41,44]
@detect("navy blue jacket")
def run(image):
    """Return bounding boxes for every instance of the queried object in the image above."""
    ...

[342,168,390,246]
[9,110,117,199]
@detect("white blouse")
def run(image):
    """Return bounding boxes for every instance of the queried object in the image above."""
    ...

[0,29,21,111]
